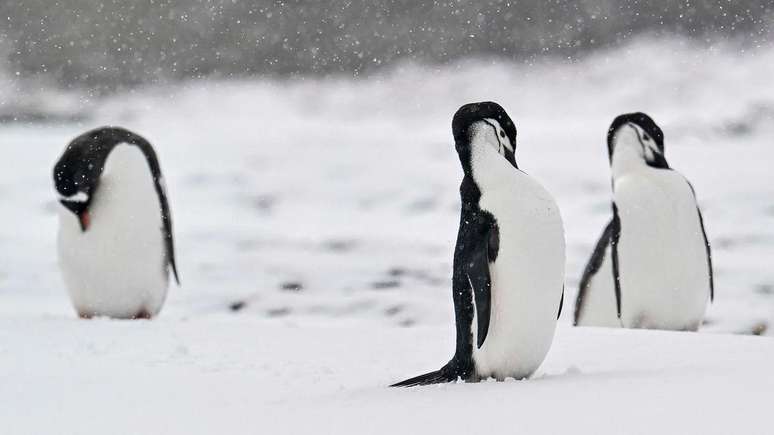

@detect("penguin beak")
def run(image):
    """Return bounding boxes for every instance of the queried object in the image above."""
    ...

[78,210,91,232]
[477,120,518,169]
[59,197,91,232]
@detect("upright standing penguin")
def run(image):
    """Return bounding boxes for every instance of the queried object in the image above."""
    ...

[573,113,713,330]
[53,127,179,319]
[392,102,566,386]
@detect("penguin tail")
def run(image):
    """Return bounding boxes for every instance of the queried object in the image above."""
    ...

[390,364,458,387]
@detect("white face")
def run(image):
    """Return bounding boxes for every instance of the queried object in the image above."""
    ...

[471,118,514,158]
[58,191,90,204]
[615,123,660,163]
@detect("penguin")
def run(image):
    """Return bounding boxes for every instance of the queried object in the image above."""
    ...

[53,127,179,319]
[392,102,566,386]
[573,113,713,330]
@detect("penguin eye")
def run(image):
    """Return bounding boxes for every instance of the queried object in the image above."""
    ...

[499,130,505,138]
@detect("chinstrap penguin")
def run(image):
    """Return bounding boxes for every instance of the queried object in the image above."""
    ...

[392,102,566,386]
[573,113,713,330]
[53,127,179,319]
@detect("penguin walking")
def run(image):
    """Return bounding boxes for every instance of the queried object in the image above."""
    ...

[573,113,713,330]
[53,127,179,319]
[392,102,566,386]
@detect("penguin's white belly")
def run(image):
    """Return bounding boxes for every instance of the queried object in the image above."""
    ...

[615,169,710,330]
[57,145,169,318]
[473,172,566,380]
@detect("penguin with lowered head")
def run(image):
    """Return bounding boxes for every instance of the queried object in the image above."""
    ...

[53,127,179,319]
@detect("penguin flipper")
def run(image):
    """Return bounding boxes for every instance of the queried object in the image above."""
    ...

[467,222,495,349]
[131,134,180,286]
[686,181,714,303]
[574,218,616,325]
[558,286,564,320]
[390,363,458,387]
[609,204,623,320]
[156,182,180,286]
[696,206,714,302]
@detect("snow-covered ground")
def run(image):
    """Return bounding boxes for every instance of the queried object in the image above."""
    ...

[2,319,773,435]
[1,38,773,433]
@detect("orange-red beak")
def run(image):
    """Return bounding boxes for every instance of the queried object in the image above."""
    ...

[78,210,91,232]
[60,198,91,232]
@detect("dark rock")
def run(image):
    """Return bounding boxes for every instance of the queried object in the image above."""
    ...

[372,280,400,290]
[322,239,357,253]
[398,319,416,327]
[280,281,304,292]
[387,267,407,277]
[384,305,403,316]
[229,301,246,312]
[267,307,291,317]
[751,322,768,336]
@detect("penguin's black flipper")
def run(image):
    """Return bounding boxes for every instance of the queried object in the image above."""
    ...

[609,204,623,320]
[467,223,495,349]
[686,181,714,303]
[390,363,458,387]
[123,130,180,286]
[558,287,564,320]
[574,218,616,325]
[157,184,180,285]
[696,206,714,302]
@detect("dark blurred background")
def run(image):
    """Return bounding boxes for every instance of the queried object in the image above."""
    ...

[1,0,773,91]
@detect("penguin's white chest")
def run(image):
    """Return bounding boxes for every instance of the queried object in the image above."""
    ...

[615,169,710,330]
[57,145,169,318]
[470,153,566,380]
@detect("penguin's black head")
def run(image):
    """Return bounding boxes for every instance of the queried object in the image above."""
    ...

[452,102,518,171]
[607,112,668,169]
[53,127,147,231]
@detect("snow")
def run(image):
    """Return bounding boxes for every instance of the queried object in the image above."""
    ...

[1,319,772,434]
[1,38,773,433]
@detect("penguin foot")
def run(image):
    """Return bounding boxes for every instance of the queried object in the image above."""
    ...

[391,362,460,387]
[133,308,153,320]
